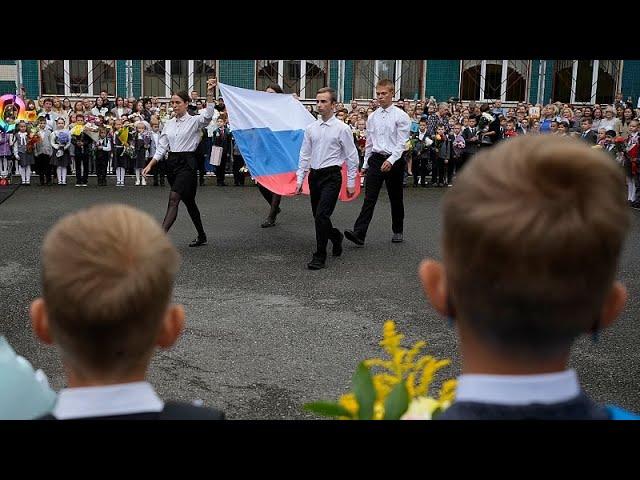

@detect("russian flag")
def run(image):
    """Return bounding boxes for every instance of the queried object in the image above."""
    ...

[218,83,360,201]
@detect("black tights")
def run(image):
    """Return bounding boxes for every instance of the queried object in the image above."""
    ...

[257,183,281,220]
[162,191,206,238]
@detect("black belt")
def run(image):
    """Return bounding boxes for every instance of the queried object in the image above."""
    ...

[310,165,341,173]
[168,151,195,158]
[372,151,391,159]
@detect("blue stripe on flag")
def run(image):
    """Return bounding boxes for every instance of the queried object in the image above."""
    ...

[232,128,304,177]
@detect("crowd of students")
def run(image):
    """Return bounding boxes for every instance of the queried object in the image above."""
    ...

[2,91,638,208]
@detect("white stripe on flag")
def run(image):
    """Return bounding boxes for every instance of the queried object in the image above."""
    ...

[218,83,315,132]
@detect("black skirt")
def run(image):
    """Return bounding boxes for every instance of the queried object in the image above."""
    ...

[166,152,198,199]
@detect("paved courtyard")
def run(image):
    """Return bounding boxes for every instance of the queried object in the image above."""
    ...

[1,179,639,418]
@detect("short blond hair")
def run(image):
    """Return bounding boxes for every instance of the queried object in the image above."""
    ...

[442,136,629,358]
[376,78,395,92]
[41,204,180,375]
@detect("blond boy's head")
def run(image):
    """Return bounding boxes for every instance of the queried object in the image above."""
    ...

[421,135,628,360]
[32,204,183,381]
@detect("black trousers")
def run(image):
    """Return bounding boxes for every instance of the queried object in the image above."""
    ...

[232,154,245,185]
[353,153,405,239]
[198,137,211,184]
[153,159,166,185]
[433,156,454,185]
[412,154,429,186]
[216,154,229,185]
[75,152,89,184]
[309,166,342,260]
[95,153,109,185]
[458,152,471,173]
[35,154,51,185]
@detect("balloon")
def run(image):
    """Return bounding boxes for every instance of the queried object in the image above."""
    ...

[0,95,27,133]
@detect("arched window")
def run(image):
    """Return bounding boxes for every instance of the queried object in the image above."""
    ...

[256,60,328,99]
[552,60,621,104]
[40,60,116,96]
[352,60,424,100]
[460,60,530,102]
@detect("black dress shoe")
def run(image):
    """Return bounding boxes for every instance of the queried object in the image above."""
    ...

[392,232,404,243]
[307,257,326,270]
[261,218,276,228]
[332,231,344,256]
[344,229,364,246]
[188,236,208,247]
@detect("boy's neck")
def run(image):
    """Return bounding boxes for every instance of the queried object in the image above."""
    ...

[64,364,148,388]
[458,325,570,376]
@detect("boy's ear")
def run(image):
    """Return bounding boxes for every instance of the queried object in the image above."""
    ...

[599,281,627,330]
[30,298,53,345]
[418,259,449,317]
[156,304,185,349]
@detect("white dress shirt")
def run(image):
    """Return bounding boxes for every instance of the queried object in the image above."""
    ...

[152,103,215,162]
[38,110,58,131]
[96,136,111,152]
[455,369,581,406]
[52,381,164,419]
[297,114,359,188]
[363,105,411,169]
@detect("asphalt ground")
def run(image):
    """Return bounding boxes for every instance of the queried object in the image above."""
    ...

[1,177,639,418]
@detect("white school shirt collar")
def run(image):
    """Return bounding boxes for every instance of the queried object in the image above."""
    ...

[319,114,337,126]
[455,369,580,406]
[52,381,164,419]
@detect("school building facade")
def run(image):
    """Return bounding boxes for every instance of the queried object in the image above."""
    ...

[1,60,639,105]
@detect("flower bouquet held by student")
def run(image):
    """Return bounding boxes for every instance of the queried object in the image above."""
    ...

[304,320,456,420]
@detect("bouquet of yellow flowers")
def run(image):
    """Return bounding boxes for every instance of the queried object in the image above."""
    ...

[304,321,456,420]
[70,123,85,137]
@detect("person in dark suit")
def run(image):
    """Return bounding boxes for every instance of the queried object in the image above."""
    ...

[230,132,245,186]
[212,117,231,186]
[478,104,501,148]
[99,90,113,112]
[461,115,481,170]
[30,204,225,420]
[579,117,598,144]
[409,119,433,187]
[187,90,200,115]
[419,135,637,420]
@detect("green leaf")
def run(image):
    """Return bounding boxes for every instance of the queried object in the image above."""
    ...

[431,406,443,419]
[303,402,353,418]
[383,382,409,420]
[353,362,376,420]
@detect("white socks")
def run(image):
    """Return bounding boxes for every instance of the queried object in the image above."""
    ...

[627,177,637,202]
[19,166,31,184]
[116,167,125,185]
[57,166,67,185]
